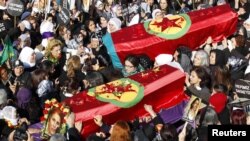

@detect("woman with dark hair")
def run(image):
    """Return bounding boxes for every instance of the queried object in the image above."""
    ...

[39,60,55,80]
[32,69,56,106]
[173,46,192,73]
[210,66,232,94]
[0,66,15,99]
[59,78,80,101]
[185,66,211,104]
[158,0,174,15]
[122,55,144,77]
[160,124,178,141]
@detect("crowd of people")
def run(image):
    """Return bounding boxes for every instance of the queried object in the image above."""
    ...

[0,0,250,140]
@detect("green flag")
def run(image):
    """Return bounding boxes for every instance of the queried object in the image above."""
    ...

[0,37,14,65]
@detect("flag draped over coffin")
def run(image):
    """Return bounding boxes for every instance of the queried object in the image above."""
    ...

[103,4,238,69]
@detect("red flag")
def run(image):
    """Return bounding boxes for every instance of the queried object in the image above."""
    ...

[103,4,238,69]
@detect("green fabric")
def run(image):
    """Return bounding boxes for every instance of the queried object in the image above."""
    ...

[0,37,14,65]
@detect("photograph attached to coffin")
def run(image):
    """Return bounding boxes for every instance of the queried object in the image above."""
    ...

[183,95,206,122]
[41,99,70,140]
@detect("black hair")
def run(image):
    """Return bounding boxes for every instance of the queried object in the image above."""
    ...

[160,124,178,141]
[86,72,104,88]
[124,54,140,68]
[13,122,28,141]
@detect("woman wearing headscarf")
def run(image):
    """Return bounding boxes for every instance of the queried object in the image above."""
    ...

[107,18,122,33]
[19,47,37,72]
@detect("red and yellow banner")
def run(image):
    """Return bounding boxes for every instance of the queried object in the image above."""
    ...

[103,4,238,69]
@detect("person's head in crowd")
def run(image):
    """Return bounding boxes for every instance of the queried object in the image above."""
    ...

[159,0,169,11]
[193,50,209,67]
[217,0,226,5]
[39,60,55,76]
[96,0,104,10]
[84,58,101,72]
[76,32,85,44]
[112,4,122,17]
[1,106,18,126]
[160,124,178,141]
[47,13,55,24]
[49,133,66,141]
[80,25,88,37]
[107,18,122,33]
[98,16,109,28]
[58,25,67,37]
[8,122,32,141]
[189,66,210,88]
[19,47,36,69]
[18,20,31,32]
[50,9,57,17]
[66,55,81,78]
[212,66,232,92]
[110,120,132,141]
[209,92,227,114]
[238,26,248,38]
[173,46,192,73]
[51,0,59,11]
[40,21,55,48]
[0,65,10,82]
[45,39,62,63]
[104,2,112,12]
[138,54,153,70]
[61,78,80,98]
[85,19,96,33]
[47,107,64,136]
[16,87,32,109]
[244,17,250,31]
[123,54,140,76]
[154,53,184,71]
[86,71,104,86]
[231,35,245,47]
[90,33,101,49]
[212,84,228,94]
[173,46,192,62]
[26,16,37,30]
[231,109,247,125]
[201,106,220,126]
[152,9,164,21]
[13,60,24,77]
[154,54,173,67]
[209,49,226,67]
[0,89,7,108]
[31,69,49,88]
[17,33,31,50]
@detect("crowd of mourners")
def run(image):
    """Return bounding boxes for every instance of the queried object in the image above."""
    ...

[0,0,250,140]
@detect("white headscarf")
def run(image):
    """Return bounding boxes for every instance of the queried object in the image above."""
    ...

[155,54,184,72]
[19,47,36,68]
[152,9,161,19]
[107,18,122,33]
[40,21,54,48]
[0,106,18,126]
